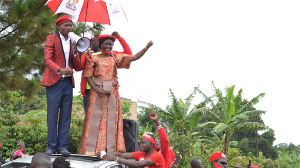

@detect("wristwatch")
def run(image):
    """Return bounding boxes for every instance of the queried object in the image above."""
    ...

[156,125,162,129]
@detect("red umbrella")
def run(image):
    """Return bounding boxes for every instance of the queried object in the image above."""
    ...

[45,0,127,25]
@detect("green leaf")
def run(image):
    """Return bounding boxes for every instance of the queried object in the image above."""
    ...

[195,121,217,129]
[213,123,228,133]
[227,85,236,121]
[243,110,266,116]
[229,141,238,147]
[238,93,265,113]
[190,112,202,129]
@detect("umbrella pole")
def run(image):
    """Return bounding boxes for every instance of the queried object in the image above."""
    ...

[83,0,90,37]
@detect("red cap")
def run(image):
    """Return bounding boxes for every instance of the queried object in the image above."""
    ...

[141,133,157,149]
[56,15,72,25]
[98,34,116,42]
[210,152,226,162]
[141,133,155,144]
[252,165,259,168]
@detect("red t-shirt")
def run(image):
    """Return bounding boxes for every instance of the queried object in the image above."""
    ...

[132,151,165,168]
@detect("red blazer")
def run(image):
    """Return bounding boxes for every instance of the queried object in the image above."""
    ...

[41,33,81,87]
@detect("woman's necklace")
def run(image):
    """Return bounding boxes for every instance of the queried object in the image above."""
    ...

[93,51,102,55]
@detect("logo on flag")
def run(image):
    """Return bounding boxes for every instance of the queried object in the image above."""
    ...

[66,0,79,11]
[108,1,120,15]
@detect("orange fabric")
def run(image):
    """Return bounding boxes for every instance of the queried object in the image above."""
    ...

[79,51,131,154]
[80,53,87,97]
[80,35,132,97]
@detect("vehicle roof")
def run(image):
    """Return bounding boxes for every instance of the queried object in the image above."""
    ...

[2,154,127,168]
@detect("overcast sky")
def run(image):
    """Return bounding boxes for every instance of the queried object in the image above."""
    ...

[73,0,300,145]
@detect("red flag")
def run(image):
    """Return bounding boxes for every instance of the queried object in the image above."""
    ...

[45,0,63,14]
[77,0,110,25]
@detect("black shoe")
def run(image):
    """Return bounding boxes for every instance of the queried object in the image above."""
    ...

[59,150,71,157]
[45,149,55,156]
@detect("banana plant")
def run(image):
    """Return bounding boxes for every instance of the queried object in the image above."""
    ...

[196,82,266,155]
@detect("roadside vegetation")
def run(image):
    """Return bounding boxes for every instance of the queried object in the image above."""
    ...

[1,84,299,167]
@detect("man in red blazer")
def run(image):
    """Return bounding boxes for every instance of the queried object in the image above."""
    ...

[41,15,81,155]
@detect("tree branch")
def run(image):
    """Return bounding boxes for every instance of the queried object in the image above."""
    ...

[0,27,18,40]
[0,23,12,34]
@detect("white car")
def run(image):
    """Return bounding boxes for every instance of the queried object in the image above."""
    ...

[2,154,128,168]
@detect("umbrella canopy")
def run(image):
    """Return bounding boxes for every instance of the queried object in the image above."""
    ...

[45,0,127,25]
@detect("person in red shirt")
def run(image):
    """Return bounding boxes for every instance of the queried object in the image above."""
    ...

[100,133,165,168]
[246,164,259,168]
[150,113,178,168]
[210,152,227,168]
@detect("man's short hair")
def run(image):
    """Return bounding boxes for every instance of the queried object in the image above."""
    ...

[190,158,202,168]
[52,156,71,168]
[31,153,51,168]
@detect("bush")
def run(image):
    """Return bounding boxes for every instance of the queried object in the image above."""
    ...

[0,109,84,160]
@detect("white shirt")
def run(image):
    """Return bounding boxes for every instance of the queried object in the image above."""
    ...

[58,32,71,77]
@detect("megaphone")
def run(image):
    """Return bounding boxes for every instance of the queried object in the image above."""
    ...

[69,32,91,52]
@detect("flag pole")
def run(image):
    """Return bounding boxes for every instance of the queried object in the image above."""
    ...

[83,0,90,37]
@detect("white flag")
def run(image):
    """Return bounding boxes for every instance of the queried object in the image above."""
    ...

[105,0,128,25]
[54,0,85,21]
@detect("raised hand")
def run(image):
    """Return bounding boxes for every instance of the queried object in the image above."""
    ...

[111,31,119,38]
[149,112,160,126]
[149,112,158,121]
[145,40,154,49]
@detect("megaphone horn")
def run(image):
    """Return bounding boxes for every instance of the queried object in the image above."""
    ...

[69,32,91,52]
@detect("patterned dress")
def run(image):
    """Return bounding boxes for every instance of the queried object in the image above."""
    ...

[79,50,131,155]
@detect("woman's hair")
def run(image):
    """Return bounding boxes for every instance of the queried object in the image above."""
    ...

[17,142,25,148]
[17,142,27,154]
[98,37,114,49]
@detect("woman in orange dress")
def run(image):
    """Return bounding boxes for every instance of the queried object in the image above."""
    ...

[80,34,153,155]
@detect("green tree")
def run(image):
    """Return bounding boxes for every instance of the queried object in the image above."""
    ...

[0,0,104,98]
[137,100,166,133]
[138,87,210,167]
[0,88,47,115]
[197,82,266,155]
[0,91,25,114]
[287,143,298,153]
[121,100,132,119]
